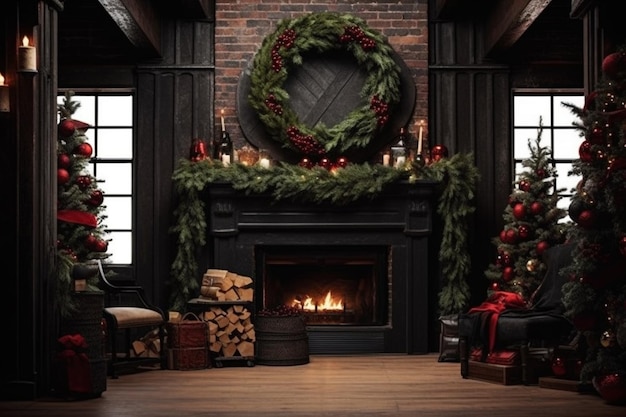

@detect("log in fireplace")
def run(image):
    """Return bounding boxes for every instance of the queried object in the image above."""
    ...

[202,181,439,354]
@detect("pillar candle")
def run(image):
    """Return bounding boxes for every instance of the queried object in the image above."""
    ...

[0,73,9,112]
[220,109,226,132]
[417,120,424,154]
[18,36,36,72]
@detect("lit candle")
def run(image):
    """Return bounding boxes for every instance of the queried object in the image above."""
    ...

[220,109,226,132]
[259,158,270,168]
[395,155,406,168]
[221,154,231,165]
[0,73,9,112]
[382,153,390,167]
[417,120,424,154]
[18,36,36,72]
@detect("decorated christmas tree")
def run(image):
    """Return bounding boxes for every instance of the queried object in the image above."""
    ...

[485,125,569,301]
[56,92,110,316]
[562,47,626,403]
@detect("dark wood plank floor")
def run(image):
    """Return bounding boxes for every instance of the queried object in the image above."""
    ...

[1,354,624,417]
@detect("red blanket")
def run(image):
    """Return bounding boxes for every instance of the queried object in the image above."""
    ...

[468,291,527,352]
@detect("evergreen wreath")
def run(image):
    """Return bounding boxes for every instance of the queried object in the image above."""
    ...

[248,12,401,156]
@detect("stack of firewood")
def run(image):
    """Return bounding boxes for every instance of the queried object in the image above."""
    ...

[200,269,253,302]
[198,304,255,358]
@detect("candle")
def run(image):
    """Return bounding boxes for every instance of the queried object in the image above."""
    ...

[417,120,424,154]
[0,73,9,112]
[382,153,390,167]
[221,154,231,165]
[220,109,226,132]
[18,36,36,72]
[259,158,270,168]
[395,155,406,168]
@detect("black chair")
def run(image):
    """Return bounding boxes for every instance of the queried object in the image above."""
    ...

[458,242,576,384]
[97,260,167,378]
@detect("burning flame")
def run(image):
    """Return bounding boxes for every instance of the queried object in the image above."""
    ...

[22,36,30,47]
[293,290,343,312]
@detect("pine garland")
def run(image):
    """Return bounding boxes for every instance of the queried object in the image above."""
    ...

[248,12,401,156]
[169,155,479,315]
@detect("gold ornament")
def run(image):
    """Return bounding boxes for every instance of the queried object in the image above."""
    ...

[601,329,616,348]
[526,259,538,272]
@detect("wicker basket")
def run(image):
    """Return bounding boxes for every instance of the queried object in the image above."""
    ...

[166,312,210,370]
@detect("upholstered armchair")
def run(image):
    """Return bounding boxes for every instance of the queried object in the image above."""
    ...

[458,243,576,384]
[97,260,166,378]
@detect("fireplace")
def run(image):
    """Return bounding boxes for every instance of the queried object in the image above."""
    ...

[203,181,438,354]
[257,245,389,326]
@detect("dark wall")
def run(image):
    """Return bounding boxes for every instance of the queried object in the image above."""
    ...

[428,0,583,307]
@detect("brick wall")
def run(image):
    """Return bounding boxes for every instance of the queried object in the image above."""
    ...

[215,0,428,152]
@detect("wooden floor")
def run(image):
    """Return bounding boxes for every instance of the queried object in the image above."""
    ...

[1,354,624,417]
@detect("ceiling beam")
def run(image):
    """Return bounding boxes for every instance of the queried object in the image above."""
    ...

[484,0,552,55]
[98,0,161,56]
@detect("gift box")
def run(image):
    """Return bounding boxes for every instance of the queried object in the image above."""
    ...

[166,312,210,370]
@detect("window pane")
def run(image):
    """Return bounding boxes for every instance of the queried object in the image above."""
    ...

[97,128,133,159]
[513,128,546,159]
[514,96,551,126]
[555,162,579,193]
[105,231,132,264]
[98,96,133,126]
[554,95,585,126]
[97,163,132,194]
[553,129,582,159]
[70,95,96,125]
[102,196,132,229]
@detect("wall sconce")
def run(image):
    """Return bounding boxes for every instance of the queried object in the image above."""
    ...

[0,73,9,113]
[18,36,37,73]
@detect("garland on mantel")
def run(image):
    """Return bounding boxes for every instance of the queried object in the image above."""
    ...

[169,155,480,314]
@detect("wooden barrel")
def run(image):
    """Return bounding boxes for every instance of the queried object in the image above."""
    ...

[255,315,310,366]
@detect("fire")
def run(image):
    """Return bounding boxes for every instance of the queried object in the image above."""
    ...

[293,290,343,312]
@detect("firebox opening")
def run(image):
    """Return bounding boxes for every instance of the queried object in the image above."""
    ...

[256,245,389,326]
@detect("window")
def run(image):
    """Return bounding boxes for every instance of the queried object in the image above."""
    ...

[57,90,135,265]
[512,90,585,218]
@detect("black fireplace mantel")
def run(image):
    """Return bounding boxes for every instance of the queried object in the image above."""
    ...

[201,180,439,354]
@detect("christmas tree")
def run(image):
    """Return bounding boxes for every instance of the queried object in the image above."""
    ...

[485,124,569,301]
[562,47,626,401]
[56,92,110,316]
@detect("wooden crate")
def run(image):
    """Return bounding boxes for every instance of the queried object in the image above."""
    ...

[538,376,594,393]
[467,360,522,385]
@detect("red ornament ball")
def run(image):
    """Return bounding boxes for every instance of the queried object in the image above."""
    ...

[593,373,626,405]
[318,157,331,170]
[577,209,595,228]
[502,266,515,282]
[518,180,531,192]
[551,356,567,377]
[602,51,626,79]
[57,168,70,185]
[74,142,93,158]
[336,156,349,168]
[430,144,449,162]
[499,229,508,243]
[505,228,518,244]
[298,157,314,169]
[530,201,543,215]
[579,140,593,163]
[512,203,526,220]
[76,175,92,190]
[536,241,549,256]
[58,119,76,137]
[58,153,71,169]
[518,225,530,240]
[86,190,104,206]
